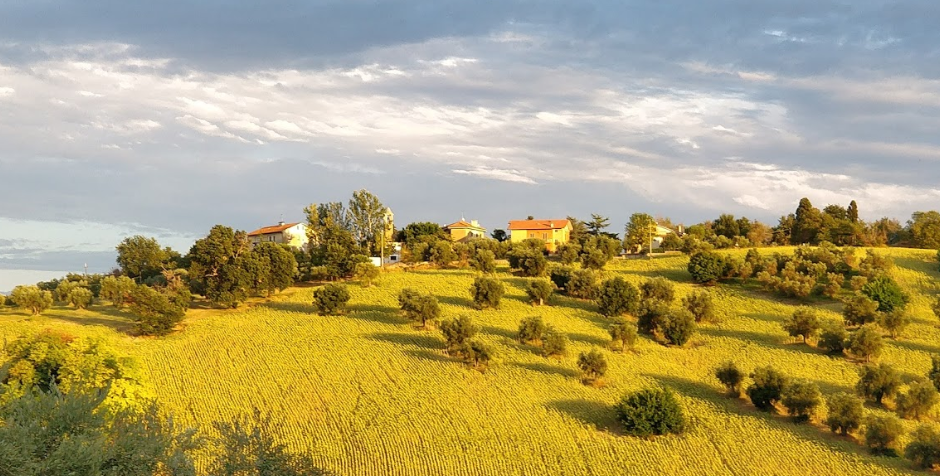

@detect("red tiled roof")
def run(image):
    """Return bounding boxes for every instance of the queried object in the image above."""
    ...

[444,220,485,230]
[508,219,571,231]
[247,222,300,236]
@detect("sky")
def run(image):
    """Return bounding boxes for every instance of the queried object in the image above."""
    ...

[1,0,939,291]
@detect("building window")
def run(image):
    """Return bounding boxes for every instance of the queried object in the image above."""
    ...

[529,233,535,238]
[542,233,548,240]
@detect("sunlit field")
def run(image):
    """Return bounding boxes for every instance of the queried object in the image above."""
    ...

[2,247,939,475]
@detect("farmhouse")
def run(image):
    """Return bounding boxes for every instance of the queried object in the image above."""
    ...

[444,219,487,242]
[247,221,308,250]
[507,218,572,252]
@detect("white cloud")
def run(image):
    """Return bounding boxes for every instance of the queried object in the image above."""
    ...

[453,166,537,184]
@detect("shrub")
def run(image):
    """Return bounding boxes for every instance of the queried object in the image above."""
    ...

[469,249,497,274]
[542,328,568,359]
[10,286,54,315]
[615,388,687,437]
[566,269,598,299]
[822,272,845,298]
[896,380,940,420]
[687,251,727,285]
[354,262,380,287]
[864,414,904,456]
[577,348,608,384]
[826,393,865,436]
[905,424,940,470]
[682,290,715,323]
[715,361,744,397]
[0,294,4,307]
[879,310,910,339]
[818,321,848,355]
[842,293,880,326]
[398,289,440,328]
[781,380,822,423]
[846,324,884,362]
[440,315,478,353]
[640,277,675,304]
[849,275,868,292]
[470,277,504,310]
[862,275,909,313]
[429,240,457,267]
[67,287,94,310]
[525,280,554,306]
[517,316,547,345]
[130,285,188,336]
[460,340,494,371]
[595,277,639,317]
[99,275,136,308]
[747,366,789,412]
[782,307,820,344]
[857,362,901,405]
[508,247,548,277]
[636,301,670,335]
[313,283,350,316]
[54,280,83,303]
[557,243,580,265]
[609,321,638,353]
[661,309,696,346]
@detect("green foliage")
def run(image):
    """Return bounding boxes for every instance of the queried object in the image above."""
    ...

[508,247,548,277]
[460,340,494,371]
[188,225,253,307]
[846,324,884,362]
[640,277,675,304]
[400,222,447,246]
[682,290,715,323]
[864,414,904,456]
[908,210,940,249]
[849,275,868,292]
[548,266,573,292]
[879,310,910,339]
[250,242,297,295]
[862,275,909,313]
[904,424,940,470]
[714,361,744,396]
[566,269,598,299]
[354,262,380,287]
[747,366,789,412]
[896,380,939,420]
[398,289,441,328]
[577,348,608,383]
[347,189,388,255]
[130,285,189,336]
[429,240,458,268]
[470,276,504,310]
[207,411,330,476]
[687,251,727,285]
[556,242,581,265]
[67,287,94,309]
[541,328,568,358]
[842,294,880,326]
[661,309,696,346]
[595,276,639,317]
[116,235,173,282]
[818,321,848,355]
[439,315,478,353]
[857,362,901,405]
[579,236,619,270]
[782,307,820,344]
[313,283,350,316]
[469,248,497,274]
[99,275,137,308]
[525,279,554,306]
[636,301,670,336]
[10,285,53,315]
[55,279,85,303]
[624,213,656,252]
[781,379,822,422]
[825,393,865,436]
[615,388,687,437]
[608,321,638,353]
[933,296,940,322]
[517,316,547,345]
[929,355,940,392]
[304,202,368,280]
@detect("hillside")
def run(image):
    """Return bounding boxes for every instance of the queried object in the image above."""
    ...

[2,247,939,475]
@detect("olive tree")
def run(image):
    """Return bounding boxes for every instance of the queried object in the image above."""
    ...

[577,348,608,384]
[470,276,504,310]
[313,283,351,316]
[595,277,639,317]
[715,361,744,397]
[615,388,687,437]
[825,393,865,436]
[525,280,554,306]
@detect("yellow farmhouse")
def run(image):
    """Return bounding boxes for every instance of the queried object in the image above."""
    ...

[247,221,308,250]
[444,219,487,242]
[508,219,572,252]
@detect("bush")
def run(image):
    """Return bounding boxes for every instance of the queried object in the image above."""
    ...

[865,414,904,456]
[781,380,822,423]
[609,321,638,353]
[470,276,504,310]
[715,361,744,396]
[398,289,440,328]
[67,287,94,309]
[687,251,727,285]
[682,291,715,323]
[460,340,494,371]
[849,275,868,292]
[517,316,547,345]
[879,310,910,339]
[313,283,350,316]
[842,294,880,326]
[354,262,380,287]
[862,275,909,313]
[542,328,568,358]
[440,315,478,353]
[10,286,54,315]
[130,285,187,336]
[747,366,789,412]
[782,307,820,344]
[508,247,548,277]
[549,266,573,291]
[661,309,696,346]
[429,240,457,267]
[640,277,675,304]
[615,388,687,437]
[566,269,598,299]
[846,324,884,362]
[525,280,554,306]
[896,380,940,420]
[99,275,136,308]
[857,362,901,405]
[822,272,845,298]
[826,393,865,436]
[469,249,496,274]
[557,243,580,265]
[595,277,640,317]
[577,348,608,384]
[818,321,848,355]
[905,424,940,470]
[636,301,669,335]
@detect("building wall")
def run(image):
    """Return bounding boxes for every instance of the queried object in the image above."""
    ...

[509,227,570,252]
[449,227,485,242]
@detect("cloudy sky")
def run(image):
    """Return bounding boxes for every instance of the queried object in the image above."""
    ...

[1,0,939,290]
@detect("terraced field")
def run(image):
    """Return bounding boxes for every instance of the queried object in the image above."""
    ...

[2,247,939,475]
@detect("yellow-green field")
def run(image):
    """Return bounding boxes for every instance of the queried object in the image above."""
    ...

[3,247,940,475]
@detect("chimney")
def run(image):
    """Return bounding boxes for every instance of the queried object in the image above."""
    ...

[471,219,479,227]
[278,220,285,226]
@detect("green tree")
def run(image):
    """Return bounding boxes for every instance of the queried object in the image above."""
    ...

[566,269,598,299]
[130,284,189,336]
[781,380,822,422]
[682,290,715,322]
[429,240,457,268]
[848,200,859,223]
[508,247,548,277]
[687,251,727,285]
[99,275,137,308]
[188,225,253,308]
[609,321,638,353]
[846,324,884,362]
[862,276,909,313]
[250,242,297,295]
[66,287,94,309]
[517,316,547,345]
[525,279,554,306]
[595,277,640,317]
[825,393,865,436]
[818,321,849,355]
[879,310,910,339]
[542,328,569,358]
[439,315,478,354]
[905,424,940,470]
[908,210,940,249]
[9,285,53,315]
[207,412,330,476]
[354,262,380,287]
[615,388,687,437]
[896,380,940,420]
[792,197,823,245]
[469,248,496,274]
[116,235,172,282]
[470,276,504,310]
[398,289,441,328]
[661,309,696,346]
[624,213,656,253]
[460,340,494,371]
[747,366,789,412]
[715,361,744,397]
[843,293,880,326]
[557,242,581,265]
[304,202,367,280]
[640,277,675,304]
[587,214,610,236]
[347,189,388,255]
[857,362,901,405]
[865,414,904,456]
[577,348,608,384]
[713,214,740,238]
[313,283,350,316]
[783,307,821,344]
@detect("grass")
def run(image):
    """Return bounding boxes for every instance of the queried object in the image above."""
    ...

[1,247,939,475]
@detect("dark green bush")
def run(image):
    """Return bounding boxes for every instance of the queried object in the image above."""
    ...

[615,388,687,437]
[313,283,350,316]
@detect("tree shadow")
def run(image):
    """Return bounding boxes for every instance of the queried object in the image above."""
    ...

[480,325,516,341]
[263,301,315,315]
[551,296,597,313]
[404,348,454,364]
[890,338,940,355]
[567,332,608,347]
[546,399,624,435]
[436,295,473,309]
[630,268,692,283]
[699,327,826,356]
[346,304,402,325]
[366,331,442,349]
[515,361,579,378]
[47,313,135,334]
